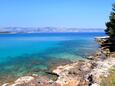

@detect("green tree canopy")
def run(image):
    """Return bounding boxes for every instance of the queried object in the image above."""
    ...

[105,4,115,37]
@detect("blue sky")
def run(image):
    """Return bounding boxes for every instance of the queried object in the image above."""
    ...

[0,0,114,28]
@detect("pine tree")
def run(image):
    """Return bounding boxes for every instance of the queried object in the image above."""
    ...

[105,4,115,37]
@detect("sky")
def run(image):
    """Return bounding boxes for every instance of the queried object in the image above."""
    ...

[0,0,114,28]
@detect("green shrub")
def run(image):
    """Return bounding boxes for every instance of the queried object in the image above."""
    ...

[105,4,115,38]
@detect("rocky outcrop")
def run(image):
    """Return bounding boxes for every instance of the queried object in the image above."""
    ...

[89,58,115,85]
[53,56,115,86]
[53,60,95,86]
[2,75,61,86]
[95,36,109,45]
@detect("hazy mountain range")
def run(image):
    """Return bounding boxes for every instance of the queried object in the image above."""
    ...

[0,27,104,34]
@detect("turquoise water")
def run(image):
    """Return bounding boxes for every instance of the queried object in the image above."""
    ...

[0,32,105,83]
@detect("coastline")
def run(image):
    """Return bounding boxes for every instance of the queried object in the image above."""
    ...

[2,37,115,86]
[52,51,115,86]
[2,51,115,86]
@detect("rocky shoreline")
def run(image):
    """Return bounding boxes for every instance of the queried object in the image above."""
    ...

[2,51,115,86]
[2,37,115,86]
[52,54,115,86]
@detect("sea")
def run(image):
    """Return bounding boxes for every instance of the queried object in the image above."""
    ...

[0,32,105,84]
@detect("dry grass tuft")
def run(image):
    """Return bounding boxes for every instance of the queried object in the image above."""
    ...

[100,67,115,86]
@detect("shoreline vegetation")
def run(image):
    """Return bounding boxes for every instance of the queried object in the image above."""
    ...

[2,36,115,86]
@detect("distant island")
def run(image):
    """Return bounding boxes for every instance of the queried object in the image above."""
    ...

[0,27,104,34]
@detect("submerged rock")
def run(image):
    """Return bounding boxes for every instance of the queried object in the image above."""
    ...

[45,71,59,81]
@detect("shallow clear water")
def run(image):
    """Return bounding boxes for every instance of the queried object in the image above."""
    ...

[0,32,105,84]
